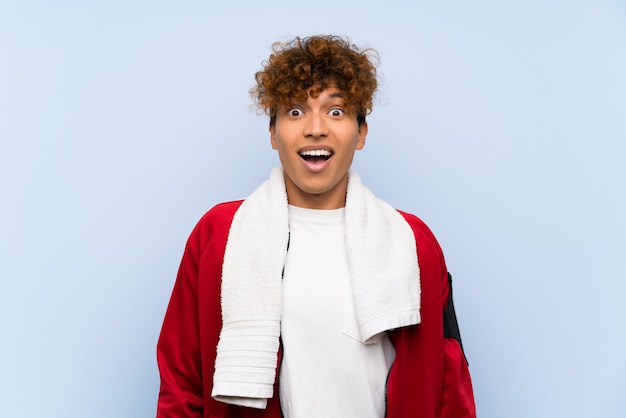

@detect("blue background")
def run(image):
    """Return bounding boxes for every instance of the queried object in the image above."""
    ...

[1,1,625,417]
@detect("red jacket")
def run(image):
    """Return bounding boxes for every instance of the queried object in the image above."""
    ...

[157,200,476,417]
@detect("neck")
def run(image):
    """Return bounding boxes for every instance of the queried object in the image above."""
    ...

[284,174,348,210]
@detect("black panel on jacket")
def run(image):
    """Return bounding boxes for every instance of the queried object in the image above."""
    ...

[443,273,468,364]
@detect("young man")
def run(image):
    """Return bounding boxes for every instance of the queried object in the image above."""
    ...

[157,35,476,417]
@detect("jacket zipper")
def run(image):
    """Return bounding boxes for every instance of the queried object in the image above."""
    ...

[279,230,289,418]
[278,337,285,418]
[384,332,396,418]
[384,371,390,418]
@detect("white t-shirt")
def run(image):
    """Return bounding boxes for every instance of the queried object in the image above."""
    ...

[279,205,396,418]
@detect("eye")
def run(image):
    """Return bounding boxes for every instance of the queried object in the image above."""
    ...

[288,108,303,117]
[328,108,345,117]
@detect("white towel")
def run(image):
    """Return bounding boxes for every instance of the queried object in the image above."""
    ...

[212,166,420,408]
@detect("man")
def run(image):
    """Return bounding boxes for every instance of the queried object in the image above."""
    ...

[157,35,476,417]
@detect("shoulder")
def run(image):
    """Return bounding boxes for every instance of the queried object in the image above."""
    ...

[196,200,244,229]
[396,209,449,306]
[396,210,443,255]
[396,209,447,274]
[185,200,244,253]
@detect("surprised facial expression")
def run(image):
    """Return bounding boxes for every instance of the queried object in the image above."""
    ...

[270,87,368,209]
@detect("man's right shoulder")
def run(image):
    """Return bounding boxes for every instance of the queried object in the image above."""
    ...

[200,200,244,225]
[187,200,244,245]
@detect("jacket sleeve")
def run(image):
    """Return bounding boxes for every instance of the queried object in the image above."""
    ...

[440,273,476,418]
[156,232,204,417]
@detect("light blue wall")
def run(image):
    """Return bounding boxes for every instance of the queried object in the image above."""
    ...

[1,1,624,417]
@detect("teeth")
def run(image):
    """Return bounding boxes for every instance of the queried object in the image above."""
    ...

[300,149,332,157]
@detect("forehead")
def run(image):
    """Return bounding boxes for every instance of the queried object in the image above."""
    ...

[289,86,344,104]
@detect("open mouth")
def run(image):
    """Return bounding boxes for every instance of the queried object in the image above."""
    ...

[299,149,333,163]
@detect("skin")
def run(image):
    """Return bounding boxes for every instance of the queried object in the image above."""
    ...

[270,87,368,210]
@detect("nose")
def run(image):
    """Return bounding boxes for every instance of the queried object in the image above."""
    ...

[304,112,329,138]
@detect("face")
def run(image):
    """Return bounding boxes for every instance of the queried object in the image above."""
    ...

[270,87,368,209]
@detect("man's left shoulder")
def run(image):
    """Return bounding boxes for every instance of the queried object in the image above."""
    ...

[396,209,444,255]
[396,209,435,238]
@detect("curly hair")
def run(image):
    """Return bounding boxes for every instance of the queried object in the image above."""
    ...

[251,35,379,125]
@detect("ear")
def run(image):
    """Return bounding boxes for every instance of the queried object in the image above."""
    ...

[356,121,368,150]
[269,121,278,150]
